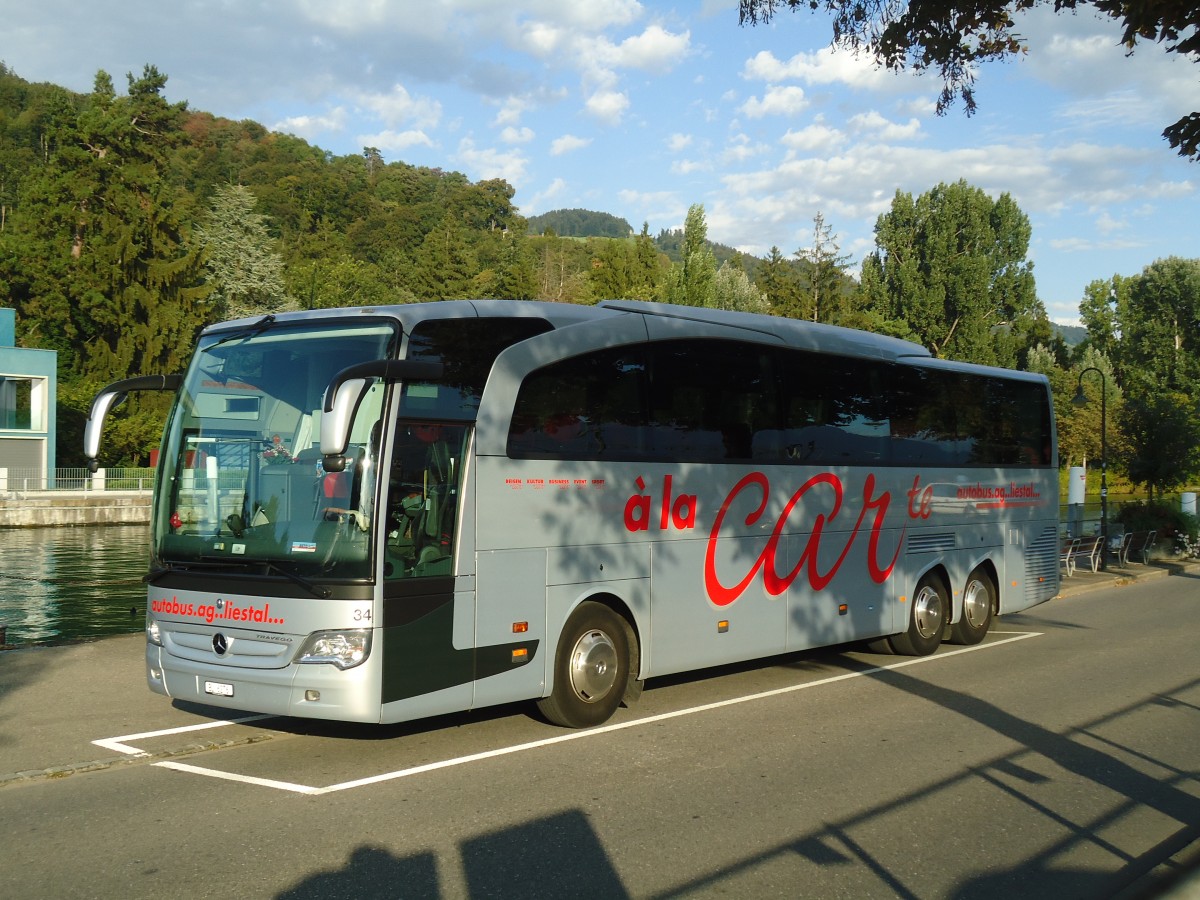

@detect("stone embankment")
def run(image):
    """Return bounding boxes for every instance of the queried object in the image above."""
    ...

[0,491,151,527]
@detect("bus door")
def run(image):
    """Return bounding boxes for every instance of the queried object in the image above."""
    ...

[378,421,478,717]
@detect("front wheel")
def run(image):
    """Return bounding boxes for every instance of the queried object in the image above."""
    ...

[537,602,630,728]
[889,572,948,656]
[950,568,995,645]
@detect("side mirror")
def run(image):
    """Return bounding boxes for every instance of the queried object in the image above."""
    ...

[84,374,183,472]
[319,377,370,471]
[319,359,443,471]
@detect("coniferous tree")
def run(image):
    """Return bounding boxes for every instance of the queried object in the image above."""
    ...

[794,212,854,324]
[757,246,803,318]
[196,183,293,319]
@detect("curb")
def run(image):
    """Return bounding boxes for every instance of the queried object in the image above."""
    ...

[0,731,277,791]
[1055,558,1198,600]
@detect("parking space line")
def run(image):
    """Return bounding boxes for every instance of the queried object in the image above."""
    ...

[97,632,1041,795]
[92,713,274,757]
[311,632,1042,794]
[156,760,320,794]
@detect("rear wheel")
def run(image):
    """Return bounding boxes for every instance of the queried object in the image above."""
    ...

[889,572,947,656]
[537,602,629,728]
[950,567,994,645]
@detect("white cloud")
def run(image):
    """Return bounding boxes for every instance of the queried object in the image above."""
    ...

[494,95,532,127]
[524,177,568,215]
[781,122,846,154]
[359,129,435,153]
[848,111,922,141]
[455,138,529,186]
[722,133,768,163]
[740,85,809,118]
[618,189,685,225]
[273,108,349,140]
[671,158,712,175]
[742,47,902,92]
[603,25,691,70]
[667,133,693,152]
[357,84,441,129]
[500,126,535,144]
[586,89,630,123]
[551,134,592,155]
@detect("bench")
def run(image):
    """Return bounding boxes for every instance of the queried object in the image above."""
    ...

[1068,535,1104,573]
[1111,531,1133,566]
[1061,537,1080,577]
[1119,530,1157,565]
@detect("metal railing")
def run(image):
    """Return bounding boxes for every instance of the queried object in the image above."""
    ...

[0,466,156,493]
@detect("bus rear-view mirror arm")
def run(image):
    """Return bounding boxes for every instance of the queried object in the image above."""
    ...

[84,374,184,473]
[320,359,444,472]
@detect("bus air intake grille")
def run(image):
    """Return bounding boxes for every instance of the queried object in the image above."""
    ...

[907,533,956,554]
[1024,525,1059,603]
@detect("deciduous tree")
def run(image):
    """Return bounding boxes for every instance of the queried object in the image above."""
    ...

[858,180,1047,367]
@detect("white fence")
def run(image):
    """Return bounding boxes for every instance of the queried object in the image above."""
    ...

[0,467,156,493]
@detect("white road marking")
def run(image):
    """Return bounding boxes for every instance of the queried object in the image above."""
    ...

[92,632,1041,794]
[156,760,320,794]
[92,714,274,757]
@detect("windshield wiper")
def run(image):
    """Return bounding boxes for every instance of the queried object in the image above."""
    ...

[207,313,277,351]
[144,557,331,599]
[144,562,176,585]
[261,561,331,599]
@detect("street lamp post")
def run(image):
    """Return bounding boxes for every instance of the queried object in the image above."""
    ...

[1072,367,1108,571]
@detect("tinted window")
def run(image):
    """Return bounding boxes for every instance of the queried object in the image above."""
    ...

[773,350,889,465]
[508,340,1052,467]
[402,318,552,420]
[646,341,776,462]
[507,346,649,459]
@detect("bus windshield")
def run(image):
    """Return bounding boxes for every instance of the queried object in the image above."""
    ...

[154,320,397,580]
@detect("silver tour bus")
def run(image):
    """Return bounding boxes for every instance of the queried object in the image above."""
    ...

[86,299,1059,728]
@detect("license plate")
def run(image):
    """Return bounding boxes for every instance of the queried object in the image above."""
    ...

[204,680,234,697]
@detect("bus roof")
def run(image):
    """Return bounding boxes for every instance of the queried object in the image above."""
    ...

[206,298,1042,371]
[201,299,619,339]
[599,299,932,363]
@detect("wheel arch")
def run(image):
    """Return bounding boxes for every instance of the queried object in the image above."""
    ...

[962,558,1000,618]
[909,560,952,603]
[547,588,645,707]
[582,590,644,705]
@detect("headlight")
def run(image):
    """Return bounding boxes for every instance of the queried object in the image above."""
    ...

[296,629,371,669]
[146,617,162,646]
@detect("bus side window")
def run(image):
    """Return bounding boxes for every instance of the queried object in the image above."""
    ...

[508,348,648,460]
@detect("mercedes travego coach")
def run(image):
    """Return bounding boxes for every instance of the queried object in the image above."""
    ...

[85,299,1059,728]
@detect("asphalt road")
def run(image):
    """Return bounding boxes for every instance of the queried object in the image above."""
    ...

[3,572,1199,899]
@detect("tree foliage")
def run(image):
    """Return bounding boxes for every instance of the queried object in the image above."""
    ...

[1121,391,1200,499]
[794,211,854,323]
[527,208,633,238]
[196,183,293,319]
[664,204,719,308]
[858,180,1049,367]
[739,0,1200,160]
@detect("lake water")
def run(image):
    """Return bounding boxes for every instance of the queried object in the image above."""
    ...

[0,525,150,645]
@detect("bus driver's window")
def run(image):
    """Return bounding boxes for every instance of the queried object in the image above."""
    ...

[384,423,464,578]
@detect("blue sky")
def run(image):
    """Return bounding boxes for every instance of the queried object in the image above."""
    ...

[3,0,1196,323]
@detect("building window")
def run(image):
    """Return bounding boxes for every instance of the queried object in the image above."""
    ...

[0,376,46,431]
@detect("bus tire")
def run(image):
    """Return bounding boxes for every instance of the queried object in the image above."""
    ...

[950,567,994,645]
[537,602,629,728]
[889,573,947,656]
